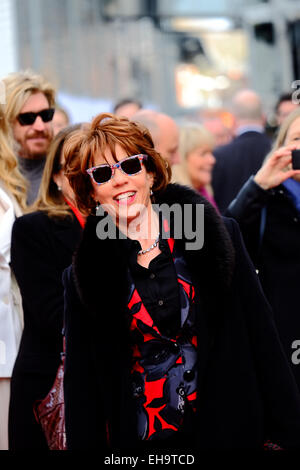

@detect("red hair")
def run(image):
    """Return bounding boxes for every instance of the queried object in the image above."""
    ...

[63,113,171,215]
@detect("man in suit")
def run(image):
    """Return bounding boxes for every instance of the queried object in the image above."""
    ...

[212,89,271,213]
[113,98,142,119]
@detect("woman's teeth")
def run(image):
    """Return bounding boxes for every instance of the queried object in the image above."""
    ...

[115,191,136,201]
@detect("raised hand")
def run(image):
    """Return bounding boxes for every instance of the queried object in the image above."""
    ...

[254,144,300,190]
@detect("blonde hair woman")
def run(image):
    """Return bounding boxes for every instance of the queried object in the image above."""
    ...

[172,123,218,210]
[52,105,70,136]
[0,104,27,449]
[0,105,27,211]
[227,107,300,392]
[8,124,85,449]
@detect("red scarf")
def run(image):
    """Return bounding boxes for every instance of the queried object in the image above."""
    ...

[64,197,86,228]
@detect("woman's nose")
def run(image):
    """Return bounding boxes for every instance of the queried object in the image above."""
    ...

[111,166,128,185]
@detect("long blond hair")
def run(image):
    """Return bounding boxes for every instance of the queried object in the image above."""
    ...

[172,122,215,188]
[3,69,56,125]
[30,124,82,218]
[0,104,27,210]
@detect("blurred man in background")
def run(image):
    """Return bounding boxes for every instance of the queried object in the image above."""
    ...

[3,70,56,204]
[212,89,271,213]
[113,98,142,119]
[203,117,232,147]
[132,109,180,166]
[274,92,299,127]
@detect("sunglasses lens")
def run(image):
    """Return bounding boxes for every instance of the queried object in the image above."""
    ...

[92,166,112,184]
[88,155,146,184]
[18,113,35,125]
[121,157,142,175]
[40,108,55,122]
[17,108,54,126]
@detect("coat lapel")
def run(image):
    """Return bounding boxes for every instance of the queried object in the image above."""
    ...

[51,216,83,255]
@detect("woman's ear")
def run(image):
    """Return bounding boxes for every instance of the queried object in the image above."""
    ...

[91,190,97,204]
[53,172,62,188]
[147,172,154,189]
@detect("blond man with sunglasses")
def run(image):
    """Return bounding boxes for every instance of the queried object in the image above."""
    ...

[3,70,56,204]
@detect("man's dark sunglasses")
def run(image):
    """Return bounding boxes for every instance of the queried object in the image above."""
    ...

[17,108,55,126]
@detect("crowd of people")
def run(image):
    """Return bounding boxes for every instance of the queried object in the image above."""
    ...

[1,68,300,452]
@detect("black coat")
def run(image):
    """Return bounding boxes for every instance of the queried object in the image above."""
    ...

[63,183,300,451]
[8,210,82,450]
[212,131,271,213]
[226,176,300,391]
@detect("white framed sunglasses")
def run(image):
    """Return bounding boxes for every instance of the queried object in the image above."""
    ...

[86,154,148,185]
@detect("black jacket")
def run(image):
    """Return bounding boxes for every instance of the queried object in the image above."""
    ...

[226,176,300,391]
[63,183,300,450]
[212,131,271,213]
[9,210,82,450]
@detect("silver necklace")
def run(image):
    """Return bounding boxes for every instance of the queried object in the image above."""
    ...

[137,234,160,255]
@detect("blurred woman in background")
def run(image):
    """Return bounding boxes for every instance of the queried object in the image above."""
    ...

[227,107,300,391]
[52,105,70,136]
[0,104,27,449]
[8,124,85,449]
[172,123,218,211]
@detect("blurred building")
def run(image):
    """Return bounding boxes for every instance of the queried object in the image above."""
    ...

[2,0,300,120]
[0,0,18,81]
[244,0,300,113]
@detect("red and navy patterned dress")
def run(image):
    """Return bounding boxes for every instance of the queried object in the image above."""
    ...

[127,238,198,441]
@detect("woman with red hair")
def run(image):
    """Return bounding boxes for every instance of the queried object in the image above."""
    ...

[62,113,300,451]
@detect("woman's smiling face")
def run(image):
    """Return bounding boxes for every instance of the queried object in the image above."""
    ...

[91,144,154,226]
[186,145,216,189]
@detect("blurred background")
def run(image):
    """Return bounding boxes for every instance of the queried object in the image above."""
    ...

[1,0,300,126]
